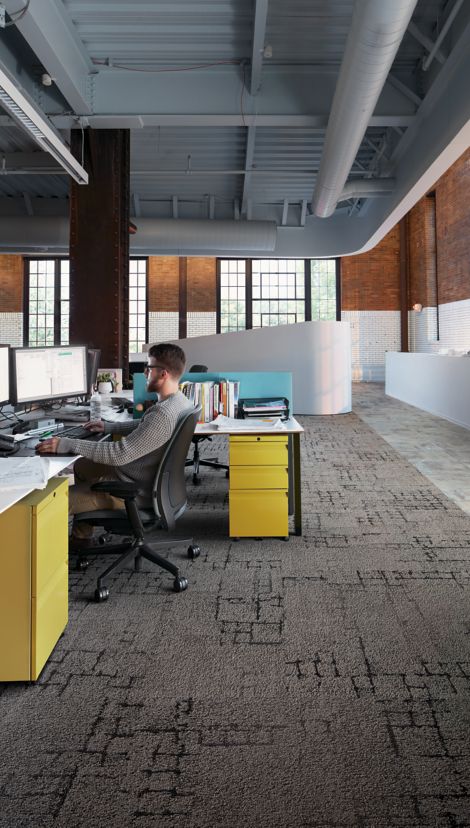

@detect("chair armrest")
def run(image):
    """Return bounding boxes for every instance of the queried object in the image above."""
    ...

[91,480,139,499]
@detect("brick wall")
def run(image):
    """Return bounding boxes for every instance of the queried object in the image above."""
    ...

[148,256,179,312]
[407,195,437,310]
[341,226,400,311]
[0,255,23,311]
[187,257,216,312]
[435,146,470,304]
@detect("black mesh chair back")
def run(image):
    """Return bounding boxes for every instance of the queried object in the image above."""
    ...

[188,364,208,373]
[154,405,202,530]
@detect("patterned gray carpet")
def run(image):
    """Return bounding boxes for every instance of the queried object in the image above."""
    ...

[1,412,470,828]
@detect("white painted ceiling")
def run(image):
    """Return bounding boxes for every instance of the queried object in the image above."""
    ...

[0,0,469,256]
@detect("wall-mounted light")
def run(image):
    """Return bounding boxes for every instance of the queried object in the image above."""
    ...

[412,303,423,312]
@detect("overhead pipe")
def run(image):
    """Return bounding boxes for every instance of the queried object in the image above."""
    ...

[339,178,395,202]
[312,0,418,218]
[0,217,277,253]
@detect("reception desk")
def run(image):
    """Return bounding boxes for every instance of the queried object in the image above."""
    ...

[385,352,470,429]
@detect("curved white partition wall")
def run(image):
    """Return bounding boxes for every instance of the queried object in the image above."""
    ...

[159,321,351,415]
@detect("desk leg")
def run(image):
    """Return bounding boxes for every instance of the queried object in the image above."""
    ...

[292,433,302,536]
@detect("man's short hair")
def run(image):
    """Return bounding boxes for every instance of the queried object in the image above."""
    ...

[148,343,186,378]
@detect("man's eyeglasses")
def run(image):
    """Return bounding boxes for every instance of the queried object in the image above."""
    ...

[144,363,166,373]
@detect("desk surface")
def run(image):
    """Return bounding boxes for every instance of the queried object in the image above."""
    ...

[195,416,304,436]
[0,456,79,515]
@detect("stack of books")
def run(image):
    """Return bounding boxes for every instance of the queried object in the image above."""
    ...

[238,397,289,420]
[180,379,240,422]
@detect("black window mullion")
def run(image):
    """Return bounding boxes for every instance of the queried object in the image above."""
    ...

[246,259,252,329]
[304,259,311,321]
[335,258,341,321]
[216,259,221,333]
[54,260,61,345]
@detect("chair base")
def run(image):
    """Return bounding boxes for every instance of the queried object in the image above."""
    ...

[74,534,197,601]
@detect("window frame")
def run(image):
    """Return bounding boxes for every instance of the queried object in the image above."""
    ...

[216,257,340,330]
[128,256,149,354]
[23,257,70,347]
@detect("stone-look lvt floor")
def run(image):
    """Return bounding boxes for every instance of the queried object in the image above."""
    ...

[353,383,470,516]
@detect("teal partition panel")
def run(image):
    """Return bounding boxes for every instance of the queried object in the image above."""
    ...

[133,371,292,417]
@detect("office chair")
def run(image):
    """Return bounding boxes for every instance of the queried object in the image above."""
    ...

[185,364,230,486]
[73,405,202,602]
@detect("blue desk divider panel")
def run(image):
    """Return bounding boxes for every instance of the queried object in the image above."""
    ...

[133,371,292,418]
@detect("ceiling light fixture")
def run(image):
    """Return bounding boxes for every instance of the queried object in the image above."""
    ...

[0,67,88,184]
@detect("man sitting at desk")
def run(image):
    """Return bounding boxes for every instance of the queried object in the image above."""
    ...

[36,343,192,550]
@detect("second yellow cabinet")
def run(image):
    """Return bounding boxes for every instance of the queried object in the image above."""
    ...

[0,477,69,682]
[229,434,289,538]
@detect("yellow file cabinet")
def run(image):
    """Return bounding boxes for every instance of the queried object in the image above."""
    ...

[229,434,289,538]
[0,477,69,682]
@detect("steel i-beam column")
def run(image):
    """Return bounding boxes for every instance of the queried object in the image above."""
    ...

[69,129,130,376]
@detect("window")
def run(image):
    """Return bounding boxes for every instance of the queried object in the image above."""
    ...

[311,259,337,320]
[25,259,70,346]
[217,258,339,330]
[129,258,148,354]
[252,259,305,327]
[218,259,246,333]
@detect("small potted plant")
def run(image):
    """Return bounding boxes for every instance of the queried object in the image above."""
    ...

[96,371,115,395]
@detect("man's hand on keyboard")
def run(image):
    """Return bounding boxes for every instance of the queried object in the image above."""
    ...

[35,436,60,455]
[84,420,105,433]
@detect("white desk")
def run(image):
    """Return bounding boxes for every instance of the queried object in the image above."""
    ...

[196,417,304,536]
[0,455,79,515]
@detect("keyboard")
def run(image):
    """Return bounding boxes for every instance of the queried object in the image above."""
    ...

[59,425,95,439]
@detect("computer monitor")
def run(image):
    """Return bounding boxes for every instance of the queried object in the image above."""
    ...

[86,348,101,396]
[0,345,10,406]
[11,346,88,405]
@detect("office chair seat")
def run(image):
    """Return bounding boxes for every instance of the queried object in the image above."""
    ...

[73,405,202,602]
[185,364,229,485]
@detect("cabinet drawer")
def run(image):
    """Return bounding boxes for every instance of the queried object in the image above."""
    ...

[230,465,288,490]
[230,438,288,467]
[31,562,68,680]
[32,479,68,597]
[229,490,288,537]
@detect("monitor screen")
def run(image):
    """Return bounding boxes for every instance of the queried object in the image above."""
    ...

[12,346,88,405]
[0,345,9,406]
[86,348,101,396]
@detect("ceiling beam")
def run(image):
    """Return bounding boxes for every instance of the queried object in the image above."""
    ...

[3,0,94,114]
[0,152,64,173]
[407,21,446,64]
[241,126,257,216]
[250,0,269,95]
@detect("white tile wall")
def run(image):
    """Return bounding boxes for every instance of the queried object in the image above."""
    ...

[187,312,217,338]
[409,299,470,354]
[342,310,401,382]
[0,313,23,346]
[148,312,179,344]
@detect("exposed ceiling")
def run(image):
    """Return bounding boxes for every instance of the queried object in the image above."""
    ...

[0,0,470,257]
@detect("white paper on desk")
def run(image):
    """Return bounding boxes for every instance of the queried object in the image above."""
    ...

[209,414,286,430]
[0,456,50,490]
[100,405,132,423]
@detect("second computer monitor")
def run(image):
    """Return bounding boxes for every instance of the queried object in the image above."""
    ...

[87,348,101,395]
[0,344,9,406]
[12,346,88,405]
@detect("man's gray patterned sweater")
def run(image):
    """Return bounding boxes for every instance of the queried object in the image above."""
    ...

[58,390,193,506]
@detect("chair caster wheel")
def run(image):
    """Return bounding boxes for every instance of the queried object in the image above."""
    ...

[282,536,289,541]
[94,587,109,603]
[187,544,200,559]
[76,558,89,571]
[98,532,112,545]
[192,475,201,486]
[173,576,188,592]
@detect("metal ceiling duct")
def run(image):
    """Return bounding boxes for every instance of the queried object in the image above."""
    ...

[339,178,396,202]
[312,0,418,218]
[0,217,277,254]
[135,219,277,253]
